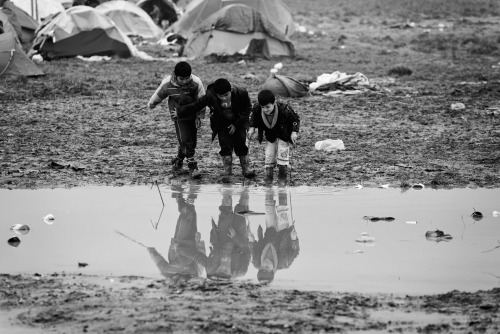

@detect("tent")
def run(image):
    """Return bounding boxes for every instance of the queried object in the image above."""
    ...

[96,0,164,41]
[168,0,294,37]
[32,6,137,60]
[136,0,179,26]
[0,11,44,76]
[2,3,39,49]
[10,0,65,22]
[183,4,294,59]
[261,73,309,98]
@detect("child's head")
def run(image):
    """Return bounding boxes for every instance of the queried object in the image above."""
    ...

[213,78,231,95]
[258,90,276,106]
[174,61,191,78]
[257,269,275,283]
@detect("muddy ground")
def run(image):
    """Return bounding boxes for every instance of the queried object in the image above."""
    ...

[1,0,500,332]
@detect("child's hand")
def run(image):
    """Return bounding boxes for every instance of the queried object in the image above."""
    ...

[291,131,298,147]
[247,127,255,139]
[228,124,236,135]
[147,102,156,109]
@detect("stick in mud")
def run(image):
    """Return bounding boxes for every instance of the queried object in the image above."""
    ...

[115,106,147,120]
[114,229,148,248]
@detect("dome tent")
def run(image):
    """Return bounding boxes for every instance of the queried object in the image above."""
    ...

[183,4,294,59]
[11,0,65,22]
[96,0,164,41]
[0,11,44,77]
[168,0,294,37]
[1,2,39,49]
[31,6,137,60]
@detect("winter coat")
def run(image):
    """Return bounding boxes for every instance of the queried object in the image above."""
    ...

[177,84,251,141]
[148,73,205,121]
[249,101,300,144]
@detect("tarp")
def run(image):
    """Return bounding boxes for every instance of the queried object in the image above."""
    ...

[183,4,294,59]
[0,12,44,76]
[96,0,164,41]
[262,73,309,98]
[11,0,65,22]
[32,6,137,60]
[168,0,294,37]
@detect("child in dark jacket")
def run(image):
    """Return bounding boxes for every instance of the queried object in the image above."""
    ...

[248,90,300,186]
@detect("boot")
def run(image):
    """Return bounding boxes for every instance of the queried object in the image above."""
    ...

[265,167,274,185]
[277,165,288,187]
[239,156,256,178]
[171,156,183,172]
[187,160,202,179]
[220,156,232,176]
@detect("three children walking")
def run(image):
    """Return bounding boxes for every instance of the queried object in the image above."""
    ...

[148,61,300,186]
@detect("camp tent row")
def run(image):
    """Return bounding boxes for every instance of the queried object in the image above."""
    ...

[0,10,44,76]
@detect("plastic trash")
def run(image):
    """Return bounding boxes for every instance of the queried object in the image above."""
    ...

[43,214,55,225]
[406,221,418,224]
[274,62,283,70]
[471,210,483,221]
[315,139,345,152]
[7,236,21,247]
[425,229,452,242]
[354,184,363,189]
[493,211,500,217]
[450,103,465,110]
[10,224,30,235]
[378,184,390,189]
[412,183,425,190]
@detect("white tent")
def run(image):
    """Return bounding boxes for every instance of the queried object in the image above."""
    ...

[96,0,164,41]
[10,0,65,22]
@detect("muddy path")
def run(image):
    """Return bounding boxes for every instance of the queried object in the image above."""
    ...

[1,274,499,333]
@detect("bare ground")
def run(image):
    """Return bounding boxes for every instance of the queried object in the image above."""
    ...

[1,0,500,332]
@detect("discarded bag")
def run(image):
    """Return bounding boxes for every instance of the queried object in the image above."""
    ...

[315,139,345,152]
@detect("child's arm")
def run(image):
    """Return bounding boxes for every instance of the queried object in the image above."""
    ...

[147,77,170,109]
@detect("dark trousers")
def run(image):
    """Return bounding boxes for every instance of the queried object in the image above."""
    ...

[173,119,197,160]
[217,119,248,157]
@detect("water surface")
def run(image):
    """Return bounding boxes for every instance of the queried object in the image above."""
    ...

[1,185,499,295]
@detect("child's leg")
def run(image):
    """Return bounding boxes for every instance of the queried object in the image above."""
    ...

[276,139,290,166]
[265,140,278,168]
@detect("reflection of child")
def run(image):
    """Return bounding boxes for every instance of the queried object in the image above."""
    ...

[250,189,299,283]
[206,187,251,280]
[148,185,207,281]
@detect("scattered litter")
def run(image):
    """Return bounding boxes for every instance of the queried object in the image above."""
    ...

[425,229,452,242]
[353,249,364,253]
[7,236,21,247]
[354,184,363,189]
[395,163,412,168]
[406,221,417,224]
[10,224,30,235]
[270,68,278,73]
[274,62,283,70]
[77,55,112,62]
[378,184,390,189]
[471,210,483,221]
[450,102,465,110]
[32,54,44,63]
[363,216,395,222]
[43,214,55,225]
[412,183,425,190]
[314,139,345,152]
[356,232,375,243]
[493,211,500,217]
[237,60,246,65]
[78,262,89,268]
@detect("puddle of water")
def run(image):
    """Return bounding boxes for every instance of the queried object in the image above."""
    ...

[1,185,499,295]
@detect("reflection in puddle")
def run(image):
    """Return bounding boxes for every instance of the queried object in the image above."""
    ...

[1,185,499,295]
